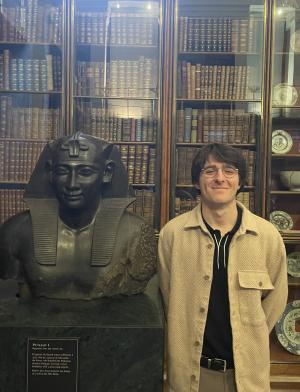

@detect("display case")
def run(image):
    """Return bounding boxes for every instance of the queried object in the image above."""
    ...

[0,0,162,229]
[0,0,65,224]
[72,0,162,228]
[267,0,300,387]
[169,0,265,218]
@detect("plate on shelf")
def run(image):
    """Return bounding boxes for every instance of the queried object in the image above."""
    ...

[290,30,300,52]
[272,130,293,154]
[275,300,300,355]
[273,83,298,106]
[287,252,300,277]
[270,210,294,231]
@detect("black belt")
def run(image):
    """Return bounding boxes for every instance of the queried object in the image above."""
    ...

[200,355,227,372]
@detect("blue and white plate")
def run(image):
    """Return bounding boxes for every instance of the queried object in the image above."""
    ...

[276,301,300,355]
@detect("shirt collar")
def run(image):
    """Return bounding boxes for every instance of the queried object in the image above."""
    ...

[203,205,242,236]
[183,200,259,236]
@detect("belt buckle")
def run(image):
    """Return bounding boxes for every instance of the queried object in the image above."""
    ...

[215,357,227,373]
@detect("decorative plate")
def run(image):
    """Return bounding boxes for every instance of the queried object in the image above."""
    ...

[287,252,300,277]
[290,30,300,52]
[270,210,294,231]
[273,83,298,106]
[275,300,300,355]
[272,130,293,154]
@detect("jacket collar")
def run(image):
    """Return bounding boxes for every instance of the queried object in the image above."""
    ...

[183,200,259,236]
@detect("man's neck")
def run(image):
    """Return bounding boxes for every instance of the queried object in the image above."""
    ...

[201,201,238,236]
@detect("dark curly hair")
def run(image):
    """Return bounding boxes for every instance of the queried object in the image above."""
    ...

[191,143,247,194]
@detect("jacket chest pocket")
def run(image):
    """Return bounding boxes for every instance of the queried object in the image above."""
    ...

[238,270,274,327]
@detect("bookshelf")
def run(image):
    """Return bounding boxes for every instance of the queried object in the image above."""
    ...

[169,0,264,218]
[266,1,300,387]
[72,0,161,228]
[0,0,64,223]
[0,0,162,230]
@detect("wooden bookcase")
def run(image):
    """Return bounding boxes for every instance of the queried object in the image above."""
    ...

[0,0,64,224]
[70,0,162,228]
[266,1,300,387]
[168,0,264,218]
[0,0,162,229]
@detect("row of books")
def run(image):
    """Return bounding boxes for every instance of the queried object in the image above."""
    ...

[0,4,62,43]
[0,50,61,91]
[118,144,156,185]
[76,12,157,46]
[110,57,157,98]
[127,189,155,226]
[0,140,46,182]
[76,61,105,97]
[77,107,157,142]
[0,189,27,224]
[0,95,60,139]
[177,61,257,100]
[236,191,255,212]
[177,108,257,144]
[0,140,157,185]
[176,146,255,186]
[76,57,157,98]
[175,191,254,216]
[178,16,261,53]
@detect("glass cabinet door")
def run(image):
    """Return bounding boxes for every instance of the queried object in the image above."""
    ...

[72,0,161,228]
[0,0,65,224]
[268,0,300,382]
[171,0,265,218]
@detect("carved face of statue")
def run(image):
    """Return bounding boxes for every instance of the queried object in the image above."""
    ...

[50,141,107,212]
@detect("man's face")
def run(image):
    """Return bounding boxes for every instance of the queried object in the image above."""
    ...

[196,155,240,208]
[50,146,105,211]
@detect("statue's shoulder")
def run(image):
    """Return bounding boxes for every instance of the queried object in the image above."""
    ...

[0,210,32,239]
[119,210,157,251]
[120,210,154,234]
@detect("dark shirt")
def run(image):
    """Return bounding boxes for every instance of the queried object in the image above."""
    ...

[202,206,242,368]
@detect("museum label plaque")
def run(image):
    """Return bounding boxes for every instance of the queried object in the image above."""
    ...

[27,338,78,392]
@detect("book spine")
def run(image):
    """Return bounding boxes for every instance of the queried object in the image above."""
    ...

[177,109,184,143]
[148,147,156,184]
[45,54,53,91]
[183,107,192,142]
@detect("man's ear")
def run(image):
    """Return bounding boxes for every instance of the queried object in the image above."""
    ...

[45,160,53,183]
[102,159,115,183]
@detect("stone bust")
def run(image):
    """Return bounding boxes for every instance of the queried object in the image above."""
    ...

[0,133,157,300]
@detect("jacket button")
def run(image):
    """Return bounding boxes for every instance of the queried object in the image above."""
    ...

[207,244,213,249]
[200,307,205,313]
[258,281,263,287]
[194,340,200,346]
[203,275,210,281]
[191,374,196,381]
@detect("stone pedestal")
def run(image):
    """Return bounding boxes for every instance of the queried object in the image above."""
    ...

[0,277,164,392]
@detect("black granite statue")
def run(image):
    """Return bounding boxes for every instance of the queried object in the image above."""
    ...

[0,132,157,300]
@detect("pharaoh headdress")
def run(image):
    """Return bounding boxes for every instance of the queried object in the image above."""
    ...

[24,132,135,267]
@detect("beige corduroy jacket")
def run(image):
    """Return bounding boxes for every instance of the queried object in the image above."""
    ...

[158,201,288,392]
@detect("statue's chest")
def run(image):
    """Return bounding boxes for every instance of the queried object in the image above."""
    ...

[24,224,107,299]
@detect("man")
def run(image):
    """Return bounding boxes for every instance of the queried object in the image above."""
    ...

[0,132,157,300]
[159,143,287,392]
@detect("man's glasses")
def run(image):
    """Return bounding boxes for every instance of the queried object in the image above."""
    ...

[201,166,239,178]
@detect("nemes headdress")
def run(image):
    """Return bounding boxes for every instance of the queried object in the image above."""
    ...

[24,132,132,199]
[24,132,135,267]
